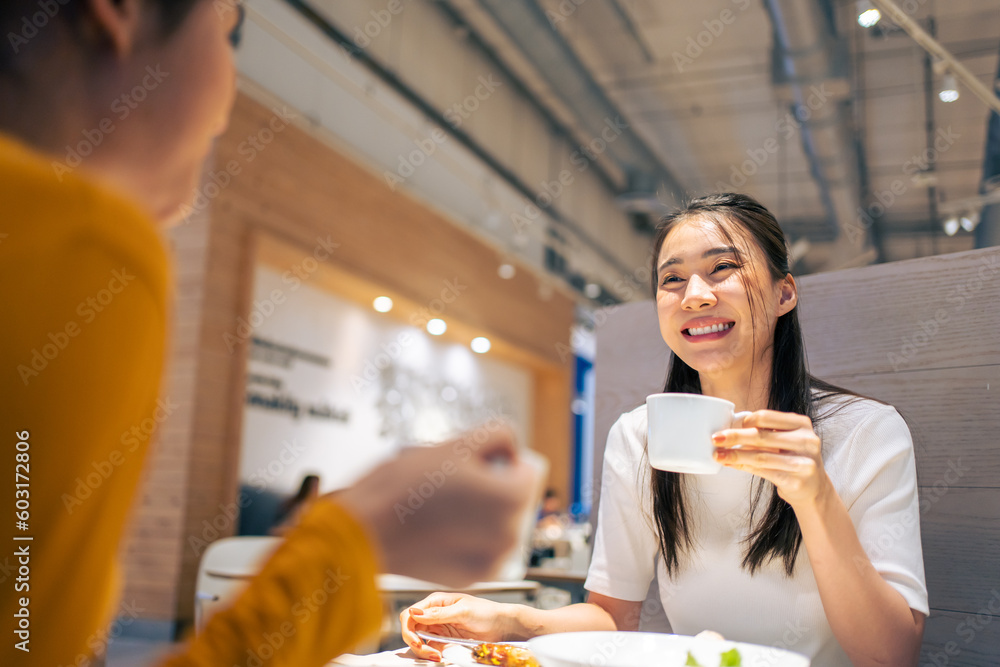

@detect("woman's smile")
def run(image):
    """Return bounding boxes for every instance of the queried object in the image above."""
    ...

[681,317,736,341]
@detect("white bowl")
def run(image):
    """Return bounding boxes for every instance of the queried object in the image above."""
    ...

[526,631,810,667]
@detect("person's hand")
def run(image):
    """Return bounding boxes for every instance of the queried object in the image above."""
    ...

[336,423,538,588]
[400,592,515,661]
[712,409,830,509]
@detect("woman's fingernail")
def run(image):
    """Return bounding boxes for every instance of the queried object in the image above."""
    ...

[714,449,727,461]
[712,433,725,443]
[411,608,423,616]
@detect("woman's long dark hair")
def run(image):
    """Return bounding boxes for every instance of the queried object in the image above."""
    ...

[648,192,866,577]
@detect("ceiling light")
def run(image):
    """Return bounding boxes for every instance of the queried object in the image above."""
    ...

[471,337,491,354]
[856,0,881,28]
[584,283,601,299]
[427,318,447,335]
[939,72,959,103]
[960,211,980,232]
[498,263,516,280]
[372,296,393,313]
[943,217,960,236]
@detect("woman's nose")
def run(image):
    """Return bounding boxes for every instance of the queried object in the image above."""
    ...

[681,274,717,309]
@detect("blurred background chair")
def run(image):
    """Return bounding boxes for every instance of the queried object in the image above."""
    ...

[193,536,281,632]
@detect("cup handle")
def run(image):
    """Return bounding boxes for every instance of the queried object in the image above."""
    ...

[732,411,752,428]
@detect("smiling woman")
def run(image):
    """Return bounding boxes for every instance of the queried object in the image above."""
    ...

[401,194,929,667]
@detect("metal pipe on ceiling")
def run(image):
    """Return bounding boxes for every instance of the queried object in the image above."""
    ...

[871,0,1000,115]
[762,0,871,268]
[469,0,686,212]
[279,0,635,278]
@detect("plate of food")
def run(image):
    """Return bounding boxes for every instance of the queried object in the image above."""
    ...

[524,632,810,667]
[441,642,538,667]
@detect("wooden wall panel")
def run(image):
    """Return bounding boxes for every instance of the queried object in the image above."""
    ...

[593,246,1000,662]
[920,488,1000,612]
[921,608,1000,667]
[797,248,1000,377]
[826,366,1000,486]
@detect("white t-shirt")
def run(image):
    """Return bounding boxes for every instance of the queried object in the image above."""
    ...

[585,393,928,666]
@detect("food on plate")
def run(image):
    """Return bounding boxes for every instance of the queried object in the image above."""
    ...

[470,643,539,667]
[685,647,742,666]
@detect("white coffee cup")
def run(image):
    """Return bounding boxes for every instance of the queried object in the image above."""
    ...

[646,393,751,474]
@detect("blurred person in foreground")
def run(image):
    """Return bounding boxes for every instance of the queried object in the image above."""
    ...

[0,1,536,665]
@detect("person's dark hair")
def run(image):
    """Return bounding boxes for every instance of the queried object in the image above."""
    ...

[276,474,320,524]
[1,0,203,71]
[647,192,870,577]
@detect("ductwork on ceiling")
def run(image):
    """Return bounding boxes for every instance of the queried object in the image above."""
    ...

[468,0,685,229]
[763,0,877,270]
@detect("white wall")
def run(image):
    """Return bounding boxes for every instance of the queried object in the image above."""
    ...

[238,266,534,495]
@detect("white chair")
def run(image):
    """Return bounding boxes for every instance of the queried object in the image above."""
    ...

[193,536,281,631]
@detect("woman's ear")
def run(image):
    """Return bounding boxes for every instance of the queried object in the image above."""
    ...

[777,273,798,316]
[83,0,143,57]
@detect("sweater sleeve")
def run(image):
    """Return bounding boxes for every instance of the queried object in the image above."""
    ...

[160,500,383,667]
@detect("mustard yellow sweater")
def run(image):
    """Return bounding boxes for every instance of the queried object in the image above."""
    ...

[0,133,380,666]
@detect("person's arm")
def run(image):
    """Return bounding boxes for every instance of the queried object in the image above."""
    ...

[165,428,537,667]
[793,482,924,664]
[400,592,634,661]
[508,592,639,637]
[713,408,925,666]
[159,500,383,667]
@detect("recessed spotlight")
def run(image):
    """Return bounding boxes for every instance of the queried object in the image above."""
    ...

[584,283,601,299]
[856,0,881,28]
[427,318,447,335]
[373,296,393,313]
[943,217,960,236]
[471,337,491,354]
[960,212,980,232]
[498,263,516,280]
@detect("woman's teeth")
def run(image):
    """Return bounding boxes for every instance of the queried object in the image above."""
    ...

[687,322,734,336]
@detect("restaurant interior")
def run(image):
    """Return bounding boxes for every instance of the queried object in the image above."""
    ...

[91,0,1000,664]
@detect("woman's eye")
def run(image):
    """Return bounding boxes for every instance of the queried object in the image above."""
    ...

[713,262,739,272]
[661,275,682,285]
